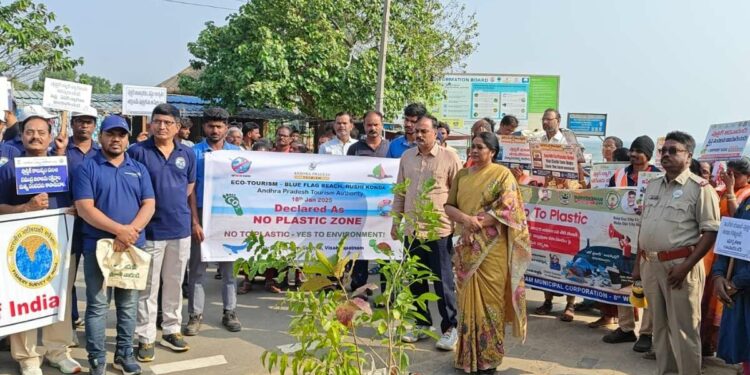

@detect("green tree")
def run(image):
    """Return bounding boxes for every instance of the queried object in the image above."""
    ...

[0,0,83,83]
[30,68,76,91]
[182,0,478,119]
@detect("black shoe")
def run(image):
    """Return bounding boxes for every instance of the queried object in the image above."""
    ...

[633,334,652,352]
[0,337,9,351]
[222,310,242,332]
[602,328,637,343]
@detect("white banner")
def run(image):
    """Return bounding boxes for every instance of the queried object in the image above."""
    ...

[0,209,73,336]
[42,78,92,112]
[715,217,750,261]
[122,85,167,116]
[202,151,402,261]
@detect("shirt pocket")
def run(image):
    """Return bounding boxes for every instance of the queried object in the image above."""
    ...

[664,201,691,222]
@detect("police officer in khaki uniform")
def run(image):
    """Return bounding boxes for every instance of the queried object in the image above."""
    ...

[633,131,720,375]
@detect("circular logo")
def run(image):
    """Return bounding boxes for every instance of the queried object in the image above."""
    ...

[175,157,186,170]
[7,224,60,288]
[231,157,251,174]
[606,191,621,210]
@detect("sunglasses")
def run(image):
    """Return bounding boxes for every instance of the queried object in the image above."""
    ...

[659,147,688,156]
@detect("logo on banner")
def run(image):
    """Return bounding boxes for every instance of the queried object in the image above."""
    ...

[7,224,60,289]
[231,157,251,174]
[606,191,621,210]
[308,162,318,171]
[367,164,392,180]
[175,157,186,170]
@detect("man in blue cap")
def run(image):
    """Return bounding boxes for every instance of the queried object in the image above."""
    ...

[0,105,80,375]
[74,115,155,375]
[128,103,196,361]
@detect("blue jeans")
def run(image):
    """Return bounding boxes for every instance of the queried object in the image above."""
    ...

[83,253,139,363]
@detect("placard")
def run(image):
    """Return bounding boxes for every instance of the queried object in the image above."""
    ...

[567,113,607,136]
[498,135,532,169]
[530,143,579,180]
[202,151,402,261]
[698,121,750,162]
[14,156,69,195]
[0,209,73,336]
[714,217,750,261]
[0,76,11,112]
[522,186,640,305]
[42,78,92,112]
[635,171,664,209]
[591,163,628,189]
[122,85,168,116]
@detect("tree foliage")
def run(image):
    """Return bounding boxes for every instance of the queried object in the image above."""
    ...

[183,0,478,119]
[0,0,83,83]
[30,68,122,94]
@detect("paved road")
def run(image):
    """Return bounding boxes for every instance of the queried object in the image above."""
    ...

[0,267,740,375]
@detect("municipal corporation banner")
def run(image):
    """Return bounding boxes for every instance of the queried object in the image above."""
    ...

[0,209,74,336]
[202,151,402,261]
[521,186,640,305]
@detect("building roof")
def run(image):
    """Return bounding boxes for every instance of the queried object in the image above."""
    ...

[12,90,305,120]
[157,66,201,94]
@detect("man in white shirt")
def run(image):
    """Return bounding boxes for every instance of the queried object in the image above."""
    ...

[318,112,357,155]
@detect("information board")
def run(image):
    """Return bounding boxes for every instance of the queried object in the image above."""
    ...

[433,74,560,135]
[567,113,607,136]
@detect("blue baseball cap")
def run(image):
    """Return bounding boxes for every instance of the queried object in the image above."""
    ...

[100,115,130,133]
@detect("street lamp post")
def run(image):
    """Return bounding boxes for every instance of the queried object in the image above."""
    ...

[374,0,391,114]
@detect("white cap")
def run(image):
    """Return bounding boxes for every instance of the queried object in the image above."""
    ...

[18,105,57,124]
[71,105,98,119]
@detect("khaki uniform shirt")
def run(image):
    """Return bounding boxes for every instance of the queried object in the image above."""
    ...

[639,169,720,252]
[392,143,462,238]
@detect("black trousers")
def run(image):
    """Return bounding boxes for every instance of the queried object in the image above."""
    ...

[408,235,458,333]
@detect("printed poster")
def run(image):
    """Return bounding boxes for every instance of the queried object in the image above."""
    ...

[530,143,579,180]
[202,151,402,261]
[14,156,69,195]
[698,121,750,162]
[0,209,73,336]
[497,135,532,169]
[714,217,750,261]
[522,186,640,305]
[635,171,664,210]
[590,163,628,189]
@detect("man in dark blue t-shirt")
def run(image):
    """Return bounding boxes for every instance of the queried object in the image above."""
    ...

[74,115,155,375]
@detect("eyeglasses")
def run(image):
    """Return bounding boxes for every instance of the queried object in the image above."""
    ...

[659,147,688,155]
[152,119,176,127]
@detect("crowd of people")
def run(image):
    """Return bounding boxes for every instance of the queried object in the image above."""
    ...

[0,100,749,375]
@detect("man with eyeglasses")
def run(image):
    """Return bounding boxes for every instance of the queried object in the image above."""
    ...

[274,125,293,153]
[127,103,197,361]
[633,131,720,375]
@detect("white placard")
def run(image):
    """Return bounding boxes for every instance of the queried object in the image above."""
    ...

[42,78,92,112]
[714,216,750,261]
[591,163,628,189]
[0,76,11,112]
[122,85,167,116]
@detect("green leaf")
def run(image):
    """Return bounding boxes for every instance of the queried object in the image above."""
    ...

[279,353,288,375]
[300,275,332,292]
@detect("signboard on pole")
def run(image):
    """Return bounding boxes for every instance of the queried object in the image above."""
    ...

[715,217,750,261]
[42,78,92,112]
[567,113,607,136]
[433,74,560,134]
[122,85,168,116]
[697,121,750,162]
[0,209,73,336]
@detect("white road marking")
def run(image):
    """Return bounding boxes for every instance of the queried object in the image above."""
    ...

[149,355,228,374]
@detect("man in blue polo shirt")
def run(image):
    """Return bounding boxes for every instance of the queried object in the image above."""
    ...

[0,105,81,375]
[185,107,242,336]
[386,103,425,158]
[66,105,101,331]
[128,103,196,361]
[74,115,155,375]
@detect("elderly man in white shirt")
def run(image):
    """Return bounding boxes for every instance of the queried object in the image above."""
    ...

[318,111,358,155]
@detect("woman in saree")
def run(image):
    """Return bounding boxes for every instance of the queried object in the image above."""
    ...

[701,157,750,355]
[445,132,531,374]
[711,157,750,374]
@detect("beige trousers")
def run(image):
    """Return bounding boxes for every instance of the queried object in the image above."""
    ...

[617,305,653,335]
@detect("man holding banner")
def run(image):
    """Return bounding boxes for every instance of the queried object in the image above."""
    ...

[0,106,81,375]
[393,114,462,350]
[128,104,196,361]
[635,131,720,375]
[185,107,242,336]
[602,135,659,353]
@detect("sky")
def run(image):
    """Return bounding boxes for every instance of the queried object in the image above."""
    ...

[43,0,750,142]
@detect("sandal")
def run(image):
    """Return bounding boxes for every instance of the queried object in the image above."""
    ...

[560,303,575,322]
[587,316,617,328]
[534,301,553,315]
[237,279,252,295]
